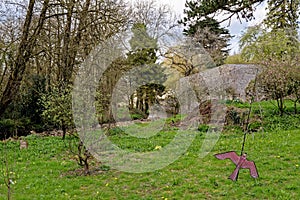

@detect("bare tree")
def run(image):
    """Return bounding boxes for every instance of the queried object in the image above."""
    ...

[0,0,49,116]
[0,0,131,117]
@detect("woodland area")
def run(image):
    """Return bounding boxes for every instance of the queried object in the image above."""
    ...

[1,0,298,139]
[0,0,299,199]
[0,0,179,138]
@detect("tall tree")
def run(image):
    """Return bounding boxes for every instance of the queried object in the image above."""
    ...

[264,0,300,31]
[127,23,166,116]
[180,0,264,23]
[88,0,176,124]
[185,18,231,66]
[0,0,49,117]
[179,4,232,66]
[239,0,300,115]
[0,0,131,138]
[264,0,300,54]
[130,0,179,42]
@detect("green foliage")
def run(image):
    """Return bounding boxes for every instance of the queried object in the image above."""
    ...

[240,26,300,115]
[19,75,46,127]
[128,23,158,66]
[107,127,126,136]
[0,74,47,136]
[248,121,262,132]
[197,124,210,132]
[225,99,250,108]
[130,113,145,120]
[128,108,148,120]
[224,54,248,64]
[264,0,300,31]
[0,119,16,135]
[179,12,231,66]
[0,118,32,139]
[165,114,185,124]
[1,116,299,199]
[181,1,263,23]
[179,0,264,66]
[39,85,73,136]
[240,27,299,62]
[226,108,242,125]
[129,23,158,52]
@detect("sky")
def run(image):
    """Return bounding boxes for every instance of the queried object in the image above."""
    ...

[163,0,268,54]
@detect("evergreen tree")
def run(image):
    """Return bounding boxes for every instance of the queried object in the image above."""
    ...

[265,0,300,31]
[127,23,166,116]
[180,0,264,23]
[179,4,232,66]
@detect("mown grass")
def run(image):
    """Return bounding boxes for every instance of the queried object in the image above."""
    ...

[1,102,299,199]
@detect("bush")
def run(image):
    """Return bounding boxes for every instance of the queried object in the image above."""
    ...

[0,118,32,139]
[224,54,248,64]
[0,119,16,135]
[129,109,147,120]
[107,127,126,136]
[198,124,210,132]
[248,121,262,132]
[130,113,145,120]
[165,114,185,124]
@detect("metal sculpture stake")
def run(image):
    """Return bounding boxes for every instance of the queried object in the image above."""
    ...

[215,69,259,181]
[215,151,259,181]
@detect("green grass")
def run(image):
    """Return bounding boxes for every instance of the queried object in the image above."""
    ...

[1,101,300,199]
[1,129,299,199]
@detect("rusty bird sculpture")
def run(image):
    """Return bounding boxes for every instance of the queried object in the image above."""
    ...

[215,151,259,181]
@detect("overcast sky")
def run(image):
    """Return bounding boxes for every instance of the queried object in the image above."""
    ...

[163,0,268,54]
[127,0,269,53]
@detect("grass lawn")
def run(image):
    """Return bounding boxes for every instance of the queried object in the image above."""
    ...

[1,101,299,199]
[1,128,299,199]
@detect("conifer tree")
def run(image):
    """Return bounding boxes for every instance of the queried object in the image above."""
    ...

[179,3,232,66]
[127,23,166,116]
[264,0,300,31]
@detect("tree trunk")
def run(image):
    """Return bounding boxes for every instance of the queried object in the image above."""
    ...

[62,123,66,140]
[0,0,49,116]
[277,96,284,116]
[84,158,90,175]
[61,0,91,84]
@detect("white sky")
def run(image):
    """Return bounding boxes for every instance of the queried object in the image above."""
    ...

[129,0,268,54]
[162,0,268,54]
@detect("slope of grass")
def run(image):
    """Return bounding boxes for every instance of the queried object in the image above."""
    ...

[1,100,299,199]
[1,128,299,199]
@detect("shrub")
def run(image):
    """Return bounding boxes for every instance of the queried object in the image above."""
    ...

[198,124,210,132]
[224,54,248,64]
[0,118,31,139]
